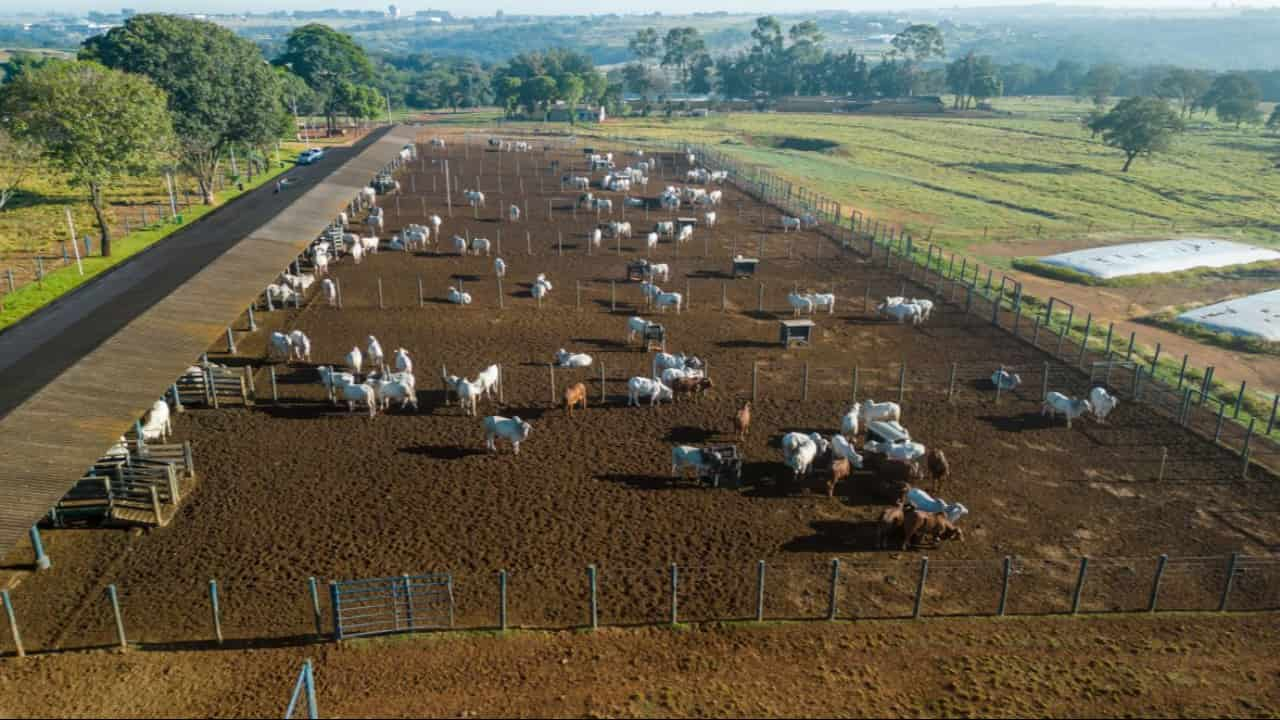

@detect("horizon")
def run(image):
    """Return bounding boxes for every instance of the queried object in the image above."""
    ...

[5,1,1278,19]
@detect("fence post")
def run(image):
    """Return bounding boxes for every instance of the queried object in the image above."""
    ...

[1148,554,1168,612]
[851,366,859,404]
[587,565,598,630]
[1268,393,1279,436]
[576,281,581,310]
[1077,314,1092,366]
[107,584,127,651]
[1,590,23,658]
[498,569,508,632]
[1177,354,1188,390]
[997,556,1012,616]
[802,363,810,402]
[1201,366,1215,406]
[1125,332,1136,361]
[722,282,727,312]
[1070,557,1089,614]
[225,327,236,355]
[269,367,279,404]
[1041,362,1050,402]
[897,363,906,405]
[247,305,257,332]
[1219,552,1240,611]
[757,283,764,312]
[1032,317,1041,346]
[610,281,616,311]
[1156,446,1168,482]
[827,558,840,621]
[912,557,929,619]
[1234,380,1247,419]
[1104,322,1114,354]
[28,526,49,571]
[670,564,679,625]
[752,361,759,404]
[329,582,342,640]
[1214,402,1226,443]
[947,363,958,402]
[755,560,766,622]
[308,577,322,636]
[209,579,223,645]
[417,276,424,308]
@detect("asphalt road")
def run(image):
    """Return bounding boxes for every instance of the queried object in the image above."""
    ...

[0,128,390,419]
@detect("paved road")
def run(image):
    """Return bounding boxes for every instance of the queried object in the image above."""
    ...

[0,128,390,418]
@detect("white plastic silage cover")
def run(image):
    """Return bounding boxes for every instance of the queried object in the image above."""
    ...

[1039,238,1280,279]
[1177,290,1280,341]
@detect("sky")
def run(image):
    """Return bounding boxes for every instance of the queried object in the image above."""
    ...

[10,1,1271,17]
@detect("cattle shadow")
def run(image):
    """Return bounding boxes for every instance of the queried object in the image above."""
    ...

[977,412,1053,432]
[715,339,776,349]
[257,403,350,420]
[665,426,717,444]
[945,162,1083,175]
[782,520,883,553]
[689,269,733,280]
[572,337,627,349]
[596,472,683,491]
[450,273,483,282]
[400,444,487,460]
[492,405,547,421]
[738,460,797,497]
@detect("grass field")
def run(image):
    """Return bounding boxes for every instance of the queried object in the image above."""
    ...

[578,97,1280,267]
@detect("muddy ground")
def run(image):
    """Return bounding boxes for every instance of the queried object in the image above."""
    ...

[3,136,1277,683]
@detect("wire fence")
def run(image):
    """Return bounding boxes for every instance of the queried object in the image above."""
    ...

[2,552,1275,658]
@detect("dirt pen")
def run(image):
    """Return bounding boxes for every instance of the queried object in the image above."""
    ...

[2,130,1278,659]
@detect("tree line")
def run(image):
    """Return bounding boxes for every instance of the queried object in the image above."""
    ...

[0,15,392,255]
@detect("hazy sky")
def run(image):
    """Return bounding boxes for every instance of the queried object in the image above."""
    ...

[12,1,1267,18]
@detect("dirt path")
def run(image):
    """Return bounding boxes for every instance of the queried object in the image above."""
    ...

[0,614,1276,718]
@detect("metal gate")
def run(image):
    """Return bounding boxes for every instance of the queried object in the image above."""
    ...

[329,573,454,640]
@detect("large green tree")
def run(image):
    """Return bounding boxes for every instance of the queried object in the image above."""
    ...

[628,28,659,63]
[661,27,706,92]
[274,24,375,134]
[1155,68,1209,117]
[945,53,1001,109]
[1198,72,1261,125]
[1079,64,1121,106]
[1088,96,1184,172]
[889,24,944,96]
[0,128,41,212]
[82,14,283,204]
[0,60,173,255]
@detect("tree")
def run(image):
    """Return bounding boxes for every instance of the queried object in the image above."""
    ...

[1268,105,1280,134]
[0,128,40,212]
[661,27,706,92]
[1155,68,1209,117]
[558,73,584,123]
[82,14,284,204]
[687,55,715,95]
[946,53,1001,109]
[1200,73,1262,129]
[1088,96,1184,172]
[628,28,659,63]
[622,62,655,101]
[889,24,944,96]
[0,51,60,84]
[274,24,375,134]
[1,60,173,255]
[1079,64,1121,106]
[520,75,558,116]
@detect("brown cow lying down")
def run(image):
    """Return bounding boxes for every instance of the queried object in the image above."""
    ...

[671,376,713,399]
[878,503,964,550]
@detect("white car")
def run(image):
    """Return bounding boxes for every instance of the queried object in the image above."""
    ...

[297,148,325,165]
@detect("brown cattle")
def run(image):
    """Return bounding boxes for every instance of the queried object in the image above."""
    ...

[671,376,713,400]
[877,502,906,549]
[926,448,950,494]
[901,507,964,550]
[734,401,751,438]
[827,456,851,498]
[864,454,922,501]
[563,382,587,415]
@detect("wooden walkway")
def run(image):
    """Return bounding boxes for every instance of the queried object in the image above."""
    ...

[0,125,419,549]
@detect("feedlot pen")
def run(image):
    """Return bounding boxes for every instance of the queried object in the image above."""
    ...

[3,132,1278,653]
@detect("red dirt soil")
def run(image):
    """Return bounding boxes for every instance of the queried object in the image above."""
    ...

[1,136,1277,716]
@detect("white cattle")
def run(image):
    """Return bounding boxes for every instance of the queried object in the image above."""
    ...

[394,348,413,374]
[593,198,613,212]
[494,257,507,278]
[591,228,603,248]
[267,283,301,306]
[288,330,312,362]
[317,366,355,403]
[780,216,801,232]
[1088,387,1119,422]
[781,432,818,480]
[509,204,520,222]
[470,237,492,256]
[909,298,935,321]
[639,281,661,306]
[992,368,1021,391]
[269,331,292,361]
[1042,392,1092,429]
[345,347,363,377]
[366,336,385,374]
[360,187,376,206]
[807,293,836,314]
[280,272,315,292]
[475,364,501,401]
[322,278,337,306]
[655,221,675,237]
[907,488,969,525]
[567,175,590,190]
[865,439,926,462]
[361,236,380,255]
[335,380,378,417]
[349,240,364,265]
[787,292,815,317]
[452,235,467,255]
[448,286,473,305]
[687,168,709,183]
[452,377,482,416]
[372,377,418,411]
[677,225,693,244]
[626,316,650,344]
[555,349,593,368]
[464,190,486,207]
[879,302,922,325]
[652,352,689,377]
[704,211,716,228]
[430,137,446,149]
[313,253,329,275]
[535,273,552,290]
[646,232,659,250]
[338,211,348,228]
[531,280,551,301]
[831,434,863,469]
[644,262,670,282]
[660,367,704,385]
[840,406,859,439]
[708,190,723,206]
[625,197,645,208]
[710,170,728,183]
[483,415,533,454]
[627,377,673,407]
[429,215,442,235]
[654,291,682,313]
[800,213,817,228]
[672,445,722,479]
[141,400,171,441]
[857,399,901,424]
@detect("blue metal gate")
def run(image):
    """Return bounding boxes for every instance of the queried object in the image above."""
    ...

[329,573,454,640]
